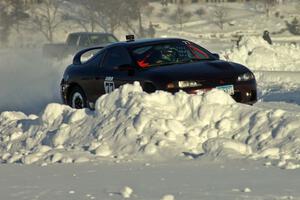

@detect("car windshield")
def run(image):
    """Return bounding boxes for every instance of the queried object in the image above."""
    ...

[80,34,118,46]
[131,41,215,68]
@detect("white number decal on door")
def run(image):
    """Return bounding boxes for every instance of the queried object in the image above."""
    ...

[104,76,115,93]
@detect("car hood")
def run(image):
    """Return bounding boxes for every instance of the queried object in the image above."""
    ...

[142,60,251,81]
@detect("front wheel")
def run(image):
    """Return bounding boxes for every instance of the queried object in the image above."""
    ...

[143,83,156,93]
[68,87,87,109]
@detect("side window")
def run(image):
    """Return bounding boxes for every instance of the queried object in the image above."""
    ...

[102,47,131,70]
[67,34,79,46]
[106,35,118,43]
[81,50,104,64]
[78,35,89,46]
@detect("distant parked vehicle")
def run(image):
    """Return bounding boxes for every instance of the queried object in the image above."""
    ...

[43,32,118,59]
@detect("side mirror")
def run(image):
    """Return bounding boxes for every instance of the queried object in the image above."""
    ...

[116,64,134,71]
[212,53,220,60]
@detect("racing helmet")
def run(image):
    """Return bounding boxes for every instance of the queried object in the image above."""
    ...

[161,47,177,61]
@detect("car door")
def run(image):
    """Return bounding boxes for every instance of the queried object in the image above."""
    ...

[99,46,136,94]
[76,51,106,104]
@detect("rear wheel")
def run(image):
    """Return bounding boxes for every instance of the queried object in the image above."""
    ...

[68,86,87,109]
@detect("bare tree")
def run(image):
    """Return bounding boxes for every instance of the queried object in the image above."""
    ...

[0,0,30,46]
[9,0,30,33]
[245,0,278,17]
[0,1,11,47]
[263,0,277,17]
[121,0,149,38]
[64,0,149,37]
[177,8,192,31]
[213,5,228,30]
[194,7,206,17]
[95,0,124,34]
[169,3,191,31]
[144,5,155,19]
[30,0,64,43]
[63,0,98,32]
[64,0,123,34]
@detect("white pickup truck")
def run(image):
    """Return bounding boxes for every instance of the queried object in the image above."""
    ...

[43,32,118,58]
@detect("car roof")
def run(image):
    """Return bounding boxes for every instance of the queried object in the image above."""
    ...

[69,32,115,36]
[105,38,185,49]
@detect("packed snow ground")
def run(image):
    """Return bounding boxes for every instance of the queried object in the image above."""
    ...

[1,159,300,200]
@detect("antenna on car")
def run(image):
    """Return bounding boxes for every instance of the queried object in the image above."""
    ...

[126,35,135,42]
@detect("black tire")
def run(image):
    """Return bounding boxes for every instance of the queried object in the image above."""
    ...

[68,86,88,109]
[144,83,156,93]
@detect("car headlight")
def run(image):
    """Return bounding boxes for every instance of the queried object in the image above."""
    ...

[237,72,255,82]
[178,81,202,88]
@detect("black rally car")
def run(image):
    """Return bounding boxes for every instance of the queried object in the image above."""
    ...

[61,37,257,109]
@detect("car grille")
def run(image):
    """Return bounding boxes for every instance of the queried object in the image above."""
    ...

[202,78,235,87]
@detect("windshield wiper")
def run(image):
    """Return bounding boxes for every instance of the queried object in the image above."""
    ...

[146,61,184,67]
[182,58,214,63]
[143,58,214,68]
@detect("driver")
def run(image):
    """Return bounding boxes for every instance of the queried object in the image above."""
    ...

[160,47,178,62]
[136,47,179,68]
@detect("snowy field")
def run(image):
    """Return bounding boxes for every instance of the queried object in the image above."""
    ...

[1,1,300,198]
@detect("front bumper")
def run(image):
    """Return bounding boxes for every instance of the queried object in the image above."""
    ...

[166,80,257,105]
[231,80,257,104]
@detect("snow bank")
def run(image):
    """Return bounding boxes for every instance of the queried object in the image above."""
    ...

[1,83,300,169]
[0,48,71,114]
[222,36,300,71]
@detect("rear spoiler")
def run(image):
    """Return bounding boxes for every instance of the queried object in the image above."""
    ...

[73,46,104,65]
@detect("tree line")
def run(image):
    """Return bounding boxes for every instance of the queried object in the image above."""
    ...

[0,0,291,47]
[0,0,149,46]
